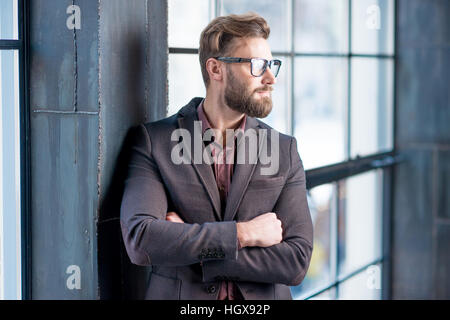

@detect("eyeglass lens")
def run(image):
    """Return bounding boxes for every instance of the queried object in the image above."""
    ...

[252,59,281,77]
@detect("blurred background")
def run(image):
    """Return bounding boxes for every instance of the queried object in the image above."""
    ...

[0,0,448,299]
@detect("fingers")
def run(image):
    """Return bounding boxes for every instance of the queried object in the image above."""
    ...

[166,216,184,223]
[166,211,184,223]
[268,212,282,229]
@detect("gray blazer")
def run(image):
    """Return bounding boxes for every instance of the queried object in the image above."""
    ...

[120,97,313,300]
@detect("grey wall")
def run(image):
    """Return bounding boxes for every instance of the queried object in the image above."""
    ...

[392,0,450,299]
[29,0,167,299]
[96,0,168,300]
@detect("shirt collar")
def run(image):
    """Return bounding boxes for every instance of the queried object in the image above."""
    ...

[196,99,247,136]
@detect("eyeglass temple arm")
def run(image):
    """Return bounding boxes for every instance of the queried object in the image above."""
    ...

[216,57,252,63]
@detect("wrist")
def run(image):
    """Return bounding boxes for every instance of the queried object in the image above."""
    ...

[236,222,250,248]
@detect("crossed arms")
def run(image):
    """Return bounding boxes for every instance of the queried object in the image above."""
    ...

[120,124,313,286]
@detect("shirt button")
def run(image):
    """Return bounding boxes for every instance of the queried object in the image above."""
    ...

[207,285,216,294]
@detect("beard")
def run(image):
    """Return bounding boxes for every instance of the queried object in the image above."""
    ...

[224,67,273,118]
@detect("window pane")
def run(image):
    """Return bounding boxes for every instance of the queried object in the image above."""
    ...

[350,58,393,157]
[338,171,383,278]
[263,55,290,134]
[338,264,382,299]
[0,0,18,40]
[168,54,206,116]
[221,0,291,52]
[293,57,347,170]
[291,184,335,299]
[168,0,212,48]
[351,0,394,55]
[0,49,22,299]
[294,0,348,53]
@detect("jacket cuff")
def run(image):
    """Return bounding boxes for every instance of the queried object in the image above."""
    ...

[200,222,239,282]
[197,221,238,263]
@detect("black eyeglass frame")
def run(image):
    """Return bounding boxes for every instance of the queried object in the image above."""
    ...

[215,57,282,77]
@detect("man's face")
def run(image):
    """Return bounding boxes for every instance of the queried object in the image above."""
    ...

[223,37,277,118]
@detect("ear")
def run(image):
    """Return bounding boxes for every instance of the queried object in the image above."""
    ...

[205,57,224,83]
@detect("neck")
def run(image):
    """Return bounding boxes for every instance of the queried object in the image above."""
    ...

[202,94,245,133]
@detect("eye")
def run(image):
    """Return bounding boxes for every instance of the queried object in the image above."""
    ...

[252,59,266,75]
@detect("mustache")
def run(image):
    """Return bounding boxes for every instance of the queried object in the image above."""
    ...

[254,86,274,93]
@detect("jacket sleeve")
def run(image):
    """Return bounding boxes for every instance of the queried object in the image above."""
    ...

[120,124,238,267]
[201,137,313,286]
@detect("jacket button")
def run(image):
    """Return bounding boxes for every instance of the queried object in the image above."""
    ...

[207,285,216,294]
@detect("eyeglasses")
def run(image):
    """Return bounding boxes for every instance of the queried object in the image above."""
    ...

[215,57,282,78]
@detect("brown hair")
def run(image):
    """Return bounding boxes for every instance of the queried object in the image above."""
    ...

[199,12,270,87]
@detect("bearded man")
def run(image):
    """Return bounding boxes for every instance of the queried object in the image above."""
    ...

[120,12,313,300]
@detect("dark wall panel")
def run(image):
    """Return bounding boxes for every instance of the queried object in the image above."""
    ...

[392,149,434,298]
[395,49,449,145]
[397,0,450,47]
[30,114,98,299]
[437,151,450,220]
[393,0,450,299]
[30,0,167,299]
[74,0,100,112]
[97,0,152,300]
[29,0,168,299]
[29,0,100,299]
[96,0,167,299]
[436,224,450,298]
[30,0,74,111]
[30,0,99,112]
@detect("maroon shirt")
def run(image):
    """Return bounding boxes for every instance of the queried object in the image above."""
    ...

[197,100,246,300]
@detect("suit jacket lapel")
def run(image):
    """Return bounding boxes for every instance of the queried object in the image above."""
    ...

[177,99,222,221]
[223,116,265,222]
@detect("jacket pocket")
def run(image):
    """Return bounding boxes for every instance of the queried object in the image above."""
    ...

[145,272,181,300]
[247,176,285,190]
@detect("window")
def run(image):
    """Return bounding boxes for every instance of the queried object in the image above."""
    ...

[168,0,396,299]
[0,0,28,299]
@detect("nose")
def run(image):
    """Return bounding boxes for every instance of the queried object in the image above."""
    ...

[262,66,276,85]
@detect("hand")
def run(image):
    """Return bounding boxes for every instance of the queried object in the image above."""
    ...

[236,212,283,248]
[166,211,184,223]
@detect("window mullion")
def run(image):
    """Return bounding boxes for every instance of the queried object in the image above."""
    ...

[214,0,220,17]
[347,0,352,159]
[289,0,295,136]
[330,181,340,299]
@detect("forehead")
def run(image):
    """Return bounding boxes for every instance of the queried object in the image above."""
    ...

[229,37,273,60]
